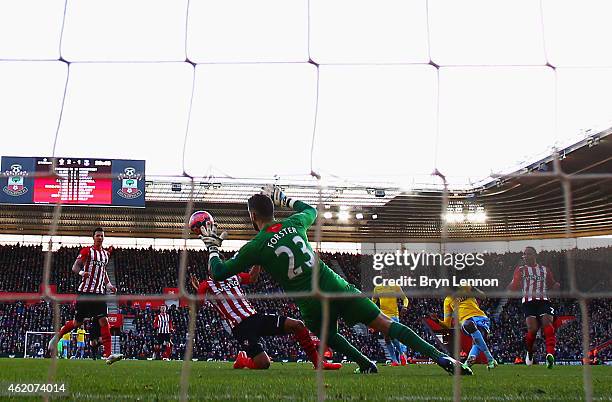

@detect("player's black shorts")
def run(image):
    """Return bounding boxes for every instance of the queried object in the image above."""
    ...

[523,300,555,318]
[156,333,171,344]
[232,314,287,358]
[75,293,108,322]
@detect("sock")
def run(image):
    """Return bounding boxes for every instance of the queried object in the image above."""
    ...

[328,333,372,369]
[293,326,321,367]
[525,331,536,354]
[385,341,399,363]
[468,344,479,359]
[58,320,76,338]
[389,322,443,361]
[470,329,493,362]
[543,325,556,355]
[100,323,112,358]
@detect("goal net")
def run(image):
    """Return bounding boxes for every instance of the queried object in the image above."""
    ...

[24,331,55,359]
[1,1,612,401]
[23,331,118,359]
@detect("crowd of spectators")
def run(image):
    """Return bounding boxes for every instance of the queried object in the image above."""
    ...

[0,244,610,363]
[0,301,73,357]
[1,296,609,362]
[0,244,44,292]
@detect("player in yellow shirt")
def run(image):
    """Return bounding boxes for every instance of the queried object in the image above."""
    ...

[76,326,87,359]
[372,285,409,366]
[60,332,71,359]
[437,288,497,370]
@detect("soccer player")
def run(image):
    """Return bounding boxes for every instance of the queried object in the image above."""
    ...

[153,305,174,360]
[60,331,71,359]
[76,325,87,359]
[435,288,497,370]
[199,186,472,375]
[48,227,123,365]
[495,246,560,368]
[190,266,342,370]
[372,284,409,366]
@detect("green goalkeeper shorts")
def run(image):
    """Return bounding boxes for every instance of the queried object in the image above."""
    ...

[297,270,381,338]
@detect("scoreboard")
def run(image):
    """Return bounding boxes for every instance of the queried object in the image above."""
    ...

[1,156,145,207]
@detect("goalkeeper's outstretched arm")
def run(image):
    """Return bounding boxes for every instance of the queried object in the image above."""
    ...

[209,242,259,282]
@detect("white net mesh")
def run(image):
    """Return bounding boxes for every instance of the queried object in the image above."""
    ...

[23,332,54,359]
[0,1,611,401]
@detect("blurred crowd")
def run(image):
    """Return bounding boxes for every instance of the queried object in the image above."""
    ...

[0,244,610,363]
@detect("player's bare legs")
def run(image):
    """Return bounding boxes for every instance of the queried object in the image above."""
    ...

[252,352,272,369]
[525,316,539,365]
[368,313,473,375]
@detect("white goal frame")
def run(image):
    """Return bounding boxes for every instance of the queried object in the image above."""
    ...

[23,331,92,358]
[24,331,55,358]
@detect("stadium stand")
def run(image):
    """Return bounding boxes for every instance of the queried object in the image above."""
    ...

[0,246,610,362]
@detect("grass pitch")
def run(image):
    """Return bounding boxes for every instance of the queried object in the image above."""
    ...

[0,359,610,401]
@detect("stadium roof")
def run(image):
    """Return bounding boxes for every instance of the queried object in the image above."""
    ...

[3,2,612,189]
[1,129,610,243]
[2,2,612,242]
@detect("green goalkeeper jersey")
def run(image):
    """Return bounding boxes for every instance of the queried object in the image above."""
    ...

[209,200,336,293]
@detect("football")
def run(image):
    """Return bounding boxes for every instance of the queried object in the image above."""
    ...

[188,210,214,236]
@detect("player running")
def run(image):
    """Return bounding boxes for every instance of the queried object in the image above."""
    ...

[434,288,497,370]
[495,246,560,368]
[190,265,342,370]
[198,186,472,375]
[153,305,174,360]
[372,284,409,366]
[48,227,123,365]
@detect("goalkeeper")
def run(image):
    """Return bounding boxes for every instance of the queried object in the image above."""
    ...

[200,186,472,375]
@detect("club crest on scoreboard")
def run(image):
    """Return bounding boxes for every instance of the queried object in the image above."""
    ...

[117,166,143,199]
[3,164,29,197]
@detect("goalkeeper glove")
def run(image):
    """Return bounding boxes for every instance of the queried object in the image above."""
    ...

[198,221,228,257]
[262,184,293,208]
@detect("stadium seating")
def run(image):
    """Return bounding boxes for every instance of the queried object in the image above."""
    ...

[0,245,610,362]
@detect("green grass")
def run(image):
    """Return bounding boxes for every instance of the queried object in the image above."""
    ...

[0,359,610,401]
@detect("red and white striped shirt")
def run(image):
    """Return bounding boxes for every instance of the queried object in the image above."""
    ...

[197,273,256,328]
[77,246,111,294]
[154,312,173,334]
[509,264,557,303]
